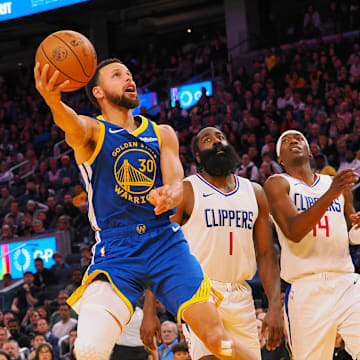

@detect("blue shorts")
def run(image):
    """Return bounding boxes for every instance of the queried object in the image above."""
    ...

[68,222,210,321]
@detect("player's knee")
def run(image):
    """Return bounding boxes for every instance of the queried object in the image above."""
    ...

[75,338,112,360]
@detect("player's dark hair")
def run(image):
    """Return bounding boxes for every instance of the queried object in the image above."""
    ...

[192,134,200,163]
[85,58,124,108]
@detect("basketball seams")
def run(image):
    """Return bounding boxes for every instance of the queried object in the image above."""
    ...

[39,44,87,85]
[53,33,94,78]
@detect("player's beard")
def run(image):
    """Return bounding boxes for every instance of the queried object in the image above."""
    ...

[198,143,240,176]
[105,89,140,109]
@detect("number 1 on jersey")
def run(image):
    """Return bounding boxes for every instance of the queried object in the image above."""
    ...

[312,215,329,237]
[229,231,233,255]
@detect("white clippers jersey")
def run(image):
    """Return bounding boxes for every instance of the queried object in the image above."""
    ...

[181,174,258,283]
[274,173,354,283]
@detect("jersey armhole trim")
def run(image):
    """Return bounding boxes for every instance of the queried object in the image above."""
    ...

[87,121,105,166]
[152,121,162,148]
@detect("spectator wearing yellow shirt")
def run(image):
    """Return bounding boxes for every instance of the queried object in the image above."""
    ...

[314,153,337,175]
[72,183,87,207]
[289,71,306,89]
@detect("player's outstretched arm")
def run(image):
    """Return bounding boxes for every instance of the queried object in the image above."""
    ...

[34,62,98,154]
[252,183,283,350]
[148,125,184,215]
[264,170,359,242]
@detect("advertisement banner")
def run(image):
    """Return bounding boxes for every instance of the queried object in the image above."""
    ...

[0,0,89,21]
[0,237,56,279]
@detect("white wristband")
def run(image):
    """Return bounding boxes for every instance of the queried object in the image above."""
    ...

[349,226,360,245]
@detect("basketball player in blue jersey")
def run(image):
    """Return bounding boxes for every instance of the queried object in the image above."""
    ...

[34,59,258,360]
[169,127,283,360]
[264,130,360,360]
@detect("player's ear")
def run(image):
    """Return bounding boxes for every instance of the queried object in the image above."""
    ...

[92,86,103,101]
[195,152,200,164]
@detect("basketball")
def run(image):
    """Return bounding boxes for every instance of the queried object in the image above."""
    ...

[35,30,97,92]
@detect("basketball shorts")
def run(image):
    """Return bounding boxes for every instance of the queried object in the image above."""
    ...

[183,280,261,360]
[68,222,210,322]
[284,272,360,360]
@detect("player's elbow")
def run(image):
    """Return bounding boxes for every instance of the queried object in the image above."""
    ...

[282,227,304,243]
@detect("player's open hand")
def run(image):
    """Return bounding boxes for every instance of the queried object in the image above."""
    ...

[262,306,283,350]
[140,311,161,352]
[327,169,359,201]
[34,62,69,105]
[148,184,174,215]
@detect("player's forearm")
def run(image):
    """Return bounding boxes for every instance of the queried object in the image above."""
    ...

[286,194,335,242]
[257,249,281,309]
[143,289,157,315]
[50,101,85,137]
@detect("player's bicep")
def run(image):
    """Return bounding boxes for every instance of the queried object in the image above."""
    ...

[158,125,184,186]
[264,176,298,236]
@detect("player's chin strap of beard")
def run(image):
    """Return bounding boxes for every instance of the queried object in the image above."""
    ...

[276,130,310,158]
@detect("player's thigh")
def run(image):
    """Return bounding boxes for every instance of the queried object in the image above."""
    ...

[219,286,260,359]
[338,273,360,359]
[285,281,337,360]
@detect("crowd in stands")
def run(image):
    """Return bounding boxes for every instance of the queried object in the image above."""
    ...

[0,3,359,358]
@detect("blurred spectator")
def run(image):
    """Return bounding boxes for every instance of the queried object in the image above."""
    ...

[304,4,322,38]
[36,318,59,358]
[64,270,82,296]
[0,274,13,289]
[171,342,189,360]
[17,212,33,237]
[22,310,40,337]
[33,258,57,289]
[32,220,48,235]
[28,333,47,360]
[59,155,77,183]
[45,197,57,229]
[71,183,87,208]
[3,202,24,227]
[0,187,15,219]
[80,246,91,268]
[51,304,77,339]
[314,153,337,176]
[337,149,360,175]
[0,327,9,349]
[62,195,79,219]
[158,321,178,360]
[33,342,55,360]
[49,292,77,331]
[237,154,260,182]
[2,340,21,360]
[7,318,30,348]
[50,252,69,272]
[46,158,61,190]
[59,327,77,360]
[11,271,43,321]
[0,225,16,242]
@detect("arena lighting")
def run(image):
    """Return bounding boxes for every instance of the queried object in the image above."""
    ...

[132,92,158,115]
[0,237,56,279]
[170,80,213,109]
[0,0,90,21]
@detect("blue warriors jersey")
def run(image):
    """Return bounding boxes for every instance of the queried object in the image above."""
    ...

[78,115,172,231]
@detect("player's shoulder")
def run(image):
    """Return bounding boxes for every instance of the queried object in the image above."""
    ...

[264,173,289,194]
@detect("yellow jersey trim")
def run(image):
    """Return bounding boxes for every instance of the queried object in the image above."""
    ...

[177,273,218,323]
[67,269,134,318]
[152,121,162,149]
[87,121,105,166]
[132,115,148,136]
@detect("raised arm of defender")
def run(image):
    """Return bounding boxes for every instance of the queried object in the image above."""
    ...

[264,169,359,243]
[34,63,99,163]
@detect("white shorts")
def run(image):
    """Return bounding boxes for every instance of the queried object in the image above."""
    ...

[183,280,261,360]
[285,272,360,360]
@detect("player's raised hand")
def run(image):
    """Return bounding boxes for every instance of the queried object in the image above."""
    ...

[350,212,360,229]
[262,307,283,350]
[327,169,359,201]
[148,184,175,215]
[34,62,69,105]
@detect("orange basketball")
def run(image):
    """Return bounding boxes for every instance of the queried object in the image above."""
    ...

[35,30,97,92]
